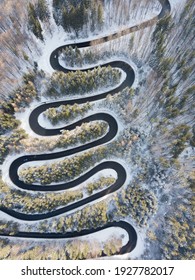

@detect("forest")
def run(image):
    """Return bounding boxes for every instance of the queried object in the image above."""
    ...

[0,0,194,261]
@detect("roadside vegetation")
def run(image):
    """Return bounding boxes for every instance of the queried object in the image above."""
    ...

[19,146,107,185]
[0,176,115,214]
[52,0,104,36]
[59,46,112,68]
[44,102,92,125]
[46,66,122,97]
[33,179,157,235]
[0,129,28,164]
[27,0,50,40]
[0,121,107,164]
[0,235,122,260]
[0,71,37,134]
[0,0,194,261]
[114,183,157,227]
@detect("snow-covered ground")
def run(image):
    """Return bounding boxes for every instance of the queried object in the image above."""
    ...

[99,217,146,260]
[79,227,128,247]
[0,222,128,250]
[38,27,69,75]
[37,69,126,129]
[15,66,129,137]
[170,0,186,12]
[14,96,126,147]
[37,0,161,75]
[0,0,170,259]
[1,151,133,215]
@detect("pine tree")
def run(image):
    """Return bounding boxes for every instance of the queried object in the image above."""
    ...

[62,7,70,32]
[90,6,96,32]
[97,4,104,27]
[28,3,36,19]
[36,0,50,22]
[53,0,61,8]
[28,3,43,40]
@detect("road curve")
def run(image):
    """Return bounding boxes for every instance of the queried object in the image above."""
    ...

[0,221,137,256]
[2,161,126,220]
[0,0,171,257]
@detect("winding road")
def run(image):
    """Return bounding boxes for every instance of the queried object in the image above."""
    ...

[0,0,171,257]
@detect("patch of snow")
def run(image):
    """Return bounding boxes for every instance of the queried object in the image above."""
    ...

[0,219,128,249]
[38,106,96,129]
[37,0,161,75]
[0,211,33,226]
[1,153,36,194]
[15,100,49,138]
[128,228,146,259]
[101,219,146,260]
[170,0,186,9]
[0,157,132,225]
[169,0,187,18]
[38,27,69,74]
[79,227,128,246]
[179,146,195,160]
[40,157,134,217]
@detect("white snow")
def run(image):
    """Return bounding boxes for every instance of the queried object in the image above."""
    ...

[0,0,171,259]
[33,157,134,217]
[78,227,128,247]
[37,0,70,74]
[0,217,128,249]
[37,0,161,75]
[15,89,128,138]
[170,0,186,9]
[1,153,36,194]
[101,219,146,260]
[38,27,69,74]
[128,227,146,259]
[15,100,49,138]
[3,156,132,220]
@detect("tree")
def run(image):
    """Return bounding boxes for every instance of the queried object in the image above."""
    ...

[90,6,96,32]
[97,4,104,27]
[28,3,43,40]
[62,7,70,32]
[0,112,19,133]
[36,0,50,22]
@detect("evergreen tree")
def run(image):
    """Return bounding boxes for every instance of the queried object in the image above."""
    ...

[53,0,61,8]
[90,6,96,32]
[80,2,86,27]
[36,0,50,22]
[83,0,91,7]
[28,3,43,40]
[52,0,98,34]
[28,3,36,19]
[62,7,70,32]
[97,4,104,27]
